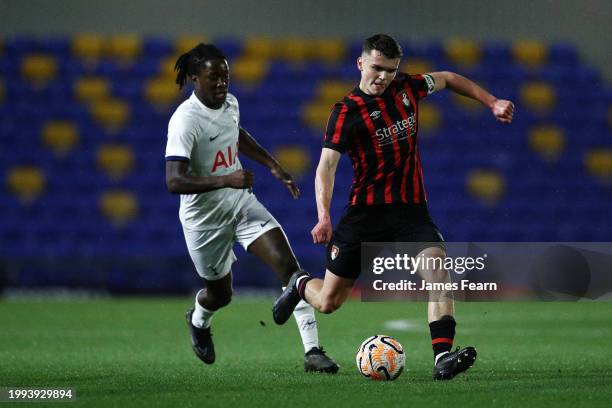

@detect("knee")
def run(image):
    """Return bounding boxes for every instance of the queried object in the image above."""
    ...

[204,289,233,310]
[319,298,342,314]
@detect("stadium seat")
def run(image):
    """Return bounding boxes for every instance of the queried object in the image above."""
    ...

[466,169,505,204]
[6,165,46,203]
[41,120,79,156]
[311,38,347,64]
[452,91,486,113]
[584,149,612,182]
[96,144,134,180]
[315,80,354,104]
[21,53,57,85]
[243,37,276,59]
[512,40,548,69]
[528,125,565,161]
[106,35,141,61]
[90,98,131,131]
[273,146,311,177]
[301,102,332,130]
[158,55,177,78]
[144,77,181,108]
[278,38,310,62]
[444,39,481,67]
[520,81,556,113]
[99,190,139,227]
[418,102,443,133]
[74,76,111,104]
[72,34,104,61]
[175,35,208,54]
[231,57,269,84]
[400,58,433,75]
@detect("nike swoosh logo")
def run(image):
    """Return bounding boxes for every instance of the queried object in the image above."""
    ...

[210,134,220,141]
[260,219,271,228]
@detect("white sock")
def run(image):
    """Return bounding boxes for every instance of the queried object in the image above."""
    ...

[435,351,449,365]
[192,290,215,329]
[292,297,319,353]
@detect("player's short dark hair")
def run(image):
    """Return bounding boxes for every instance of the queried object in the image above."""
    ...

[362,34,403,59]
[174,43,226,89]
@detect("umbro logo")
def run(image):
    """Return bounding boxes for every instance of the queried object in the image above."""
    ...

[210,134,220,141]
[370,110,381,120]
[260,219,271,228]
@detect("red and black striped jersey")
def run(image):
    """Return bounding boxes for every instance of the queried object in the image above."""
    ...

[323,72,436,207]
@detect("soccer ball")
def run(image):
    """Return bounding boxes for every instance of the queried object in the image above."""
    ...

[356,335,405,380]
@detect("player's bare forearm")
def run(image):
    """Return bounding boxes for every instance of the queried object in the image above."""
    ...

[238,127,278,169]
[315,164,335,221]
[433,71,496,107]
[166,161,253,194]
[428,71,515,123]
[314,148,341,221]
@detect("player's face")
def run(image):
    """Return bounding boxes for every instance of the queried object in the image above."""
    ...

[193,59,230,109]
[357,50,400,96]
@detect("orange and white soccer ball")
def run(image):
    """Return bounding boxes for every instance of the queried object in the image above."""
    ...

[356,335,405,380]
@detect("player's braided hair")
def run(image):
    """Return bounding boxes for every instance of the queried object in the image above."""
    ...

[174,43,226,89]
[363,34,403,59]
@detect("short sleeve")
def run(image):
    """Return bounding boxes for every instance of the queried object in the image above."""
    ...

[322,102,350,153]
[403,73,436,101]
[165,111,196,162]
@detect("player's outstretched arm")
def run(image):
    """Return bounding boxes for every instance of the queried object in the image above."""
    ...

[166,160,253,194]
[238,127,300,198]
[427,71,515,123]
[311,148,341,245]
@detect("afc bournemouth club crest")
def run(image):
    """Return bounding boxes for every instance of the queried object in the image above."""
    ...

[402,93,410,107]
[330,245,339,260]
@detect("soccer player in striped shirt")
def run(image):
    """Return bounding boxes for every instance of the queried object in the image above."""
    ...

[274,34,514,380]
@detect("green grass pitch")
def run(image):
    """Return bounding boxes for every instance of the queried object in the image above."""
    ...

[1,297,611,407]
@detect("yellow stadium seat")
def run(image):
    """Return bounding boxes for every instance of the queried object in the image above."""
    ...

[97,144,134,180]
[21,54,57,85]
[6,166,46,203]
[279,38,310,62]
[312,38,346,64]
[467,170,505,204]
[315,80,354,104]
[243,37,277,59]
[106,35,141,60]
[445,39,481,67]
[585,149,612,182]
[72,34,104,60]
[400,59,433,75]
[301,103,333,130]
[274,146,311,176]
[528,125,565,161]
[175,35,207,55]
[74,77,111,104]
[512,40,548,69]
[160,54,180,78]
[520,82,556,113]
[452,92,485,113]
[231,57,269,84]
[418,102,442,133]
[100,190,139,226]
[42,121,79,156]
[144,77,181,108]
[91,99,130,131]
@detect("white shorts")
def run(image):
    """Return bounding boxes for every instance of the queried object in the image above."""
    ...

[182,194,281,281]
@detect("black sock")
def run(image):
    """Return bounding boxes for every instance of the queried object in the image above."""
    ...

[429,315,456,360]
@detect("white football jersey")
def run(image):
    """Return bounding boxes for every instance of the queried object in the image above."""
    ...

[165,92,250,230]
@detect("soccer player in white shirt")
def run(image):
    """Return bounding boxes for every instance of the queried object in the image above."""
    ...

[165,43,338,373]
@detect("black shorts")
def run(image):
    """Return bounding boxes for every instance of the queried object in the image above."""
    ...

[326,203,445,280]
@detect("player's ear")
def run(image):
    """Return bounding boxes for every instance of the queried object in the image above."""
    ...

[357,56,363,71]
